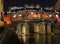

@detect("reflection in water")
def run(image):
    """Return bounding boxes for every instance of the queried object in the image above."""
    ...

[39,22,46,34]
[34,34,40,42]
[22,34,26,43]
[16,23,22,35]
[21,23,29,35]
[18,34,52,44]
[34,23,40,33]
[47,23,51,34]
[22,25,26,34]
[17,34,60,44]
[20,34,30,44]
[16,22,60,44]
[31,22,46,34]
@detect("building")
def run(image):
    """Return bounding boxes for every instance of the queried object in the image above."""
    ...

[55,0,60,9]
[0,0,3,12]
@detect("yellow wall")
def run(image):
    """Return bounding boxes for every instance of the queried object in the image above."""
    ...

[0,0,3,12]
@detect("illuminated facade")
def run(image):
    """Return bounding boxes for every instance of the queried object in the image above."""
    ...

[0,0,3,12]
[0,0,3,20]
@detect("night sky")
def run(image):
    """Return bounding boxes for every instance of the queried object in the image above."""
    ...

[4,0,57,11]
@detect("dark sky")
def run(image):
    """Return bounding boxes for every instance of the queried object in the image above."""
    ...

[4,0,57,11]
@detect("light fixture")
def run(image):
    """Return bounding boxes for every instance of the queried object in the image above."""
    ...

[31,12,34,14]
[56,14,59,18]
[19,14,22,17]
[49,15,52,17]
[13,15,16,18]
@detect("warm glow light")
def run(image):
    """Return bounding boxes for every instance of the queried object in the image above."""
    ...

[49,15,52,17]
[13,15,16,18]
[38,14,41,18]
[33,14,37,18]
[4,15,12,24]
[19,14,22,17]
[31,12,34,14]
[56,14,59,18]
[22,25,26,34]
